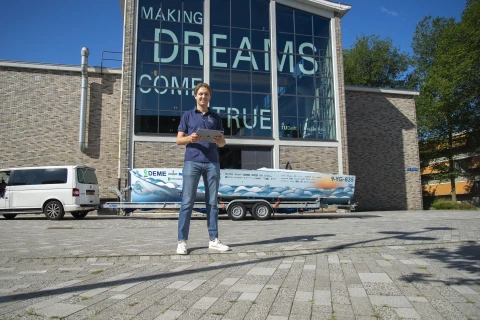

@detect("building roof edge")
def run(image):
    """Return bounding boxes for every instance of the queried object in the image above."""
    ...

[0,60,122,75]
[301,0,351,17]
[345,85,420,96]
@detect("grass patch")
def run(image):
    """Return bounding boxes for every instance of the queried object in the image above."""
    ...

[81,296,92,300]
[430,199,478,210]
[128,301,139,307]
[25,310,38,316]
[417,266,428,270]
[229,300,237,303]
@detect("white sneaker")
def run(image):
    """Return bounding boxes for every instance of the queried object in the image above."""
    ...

[177,240,187,255]
[209,238,230,252]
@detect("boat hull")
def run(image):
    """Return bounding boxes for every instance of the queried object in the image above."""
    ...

[130,168,356,206]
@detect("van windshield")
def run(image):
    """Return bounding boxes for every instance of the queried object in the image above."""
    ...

[77,168,98,184]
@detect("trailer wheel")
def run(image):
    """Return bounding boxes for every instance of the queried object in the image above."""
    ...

[251,202,272,220]
[227,203,247,221]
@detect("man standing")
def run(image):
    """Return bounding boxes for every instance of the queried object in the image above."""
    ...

[176,83,230,255]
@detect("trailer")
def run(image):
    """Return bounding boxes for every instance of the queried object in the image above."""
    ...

[102,168,357,220]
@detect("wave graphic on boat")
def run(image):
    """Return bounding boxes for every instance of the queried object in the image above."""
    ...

[131,170,183,202]
[131,170,354,203]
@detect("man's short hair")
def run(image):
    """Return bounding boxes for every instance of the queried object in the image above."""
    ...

[194,83,212,96]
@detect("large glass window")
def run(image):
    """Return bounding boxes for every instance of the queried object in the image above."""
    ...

[135,0,204,134]
[210,0,272,138]
[134,0,336,141]
[276,4,336,140]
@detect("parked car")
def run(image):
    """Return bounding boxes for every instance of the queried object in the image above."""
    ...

[0,166,99,220]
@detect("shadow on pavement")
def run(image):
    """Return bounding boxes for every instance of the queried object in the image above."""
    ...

[0,213,381,221]
[399,242,480,286]
[187,234,337,252]
[0,225,467,305]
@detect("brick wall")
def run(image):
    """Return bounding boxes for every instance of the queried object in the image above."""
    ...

[280,146,339,173]
[134,142,185,168]
[345,90,422,210]
[0,66,122,199]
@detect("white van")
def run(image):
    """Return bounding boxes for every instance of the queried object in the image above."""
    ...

[0,166,99,220]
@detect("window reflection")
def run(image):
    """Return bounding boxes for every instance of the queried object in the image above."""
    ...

[210,70,231,91]
[136,0,204,134]
[231,0,250,29]
[211,0,230,27]
[210,0,271,139]
[295,10,312,36]
[135,0,336,140]
[276,4,293,33]
[313,15,330,38]
[276,3,336,140]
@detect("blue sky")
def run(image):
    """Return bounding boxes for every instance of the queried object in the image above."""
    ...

[0,0,466,68]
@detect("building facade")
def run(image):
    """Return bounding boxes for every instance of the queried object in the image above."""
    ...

[124,0,351,173]
[0,0,422,210]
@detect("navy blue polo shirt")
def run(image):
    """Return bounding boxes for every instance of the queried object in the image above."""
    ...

[178,107,224,163]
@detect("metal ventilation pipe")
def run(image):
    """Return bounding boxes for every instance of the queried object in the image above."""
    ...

[79,47,90,152]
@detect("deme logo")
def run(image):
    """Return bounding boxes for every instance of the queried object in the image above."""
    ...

[144,170,167,177]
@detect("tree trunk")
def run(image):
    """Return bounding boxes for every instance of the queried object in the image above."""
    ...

[448,132,457,202]
[450,175,457,202]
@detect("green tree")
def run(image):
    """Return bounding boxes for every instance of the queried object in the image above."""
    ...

[408,16,455,90]
[414,0,480,202]
[343,34,411,88]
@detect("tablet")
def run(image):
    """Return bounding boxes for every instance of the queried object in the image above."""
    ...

[196,129,224,143]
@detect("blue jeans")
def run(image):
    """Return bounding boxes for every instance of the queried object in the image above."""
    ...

[178,161,220,241]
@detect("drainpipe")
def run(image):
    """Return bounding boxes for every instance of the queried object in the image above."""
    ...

[118,0,127,197]
[79,47,90,152]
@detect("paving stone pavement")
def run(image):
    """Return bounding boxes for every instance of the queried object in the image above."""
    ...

[0,210,479,320]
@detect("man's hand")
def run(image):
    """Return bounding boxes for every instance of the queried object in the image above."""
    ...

[213,135,226,147]
[189,133,201,144]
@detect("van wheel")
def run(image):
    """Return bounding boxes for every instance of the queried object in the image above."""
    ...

[71,211,88,219]
[227,203,247,221]
[2,214,17,219]
[251,202,272,220]
[44,200,65,220]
